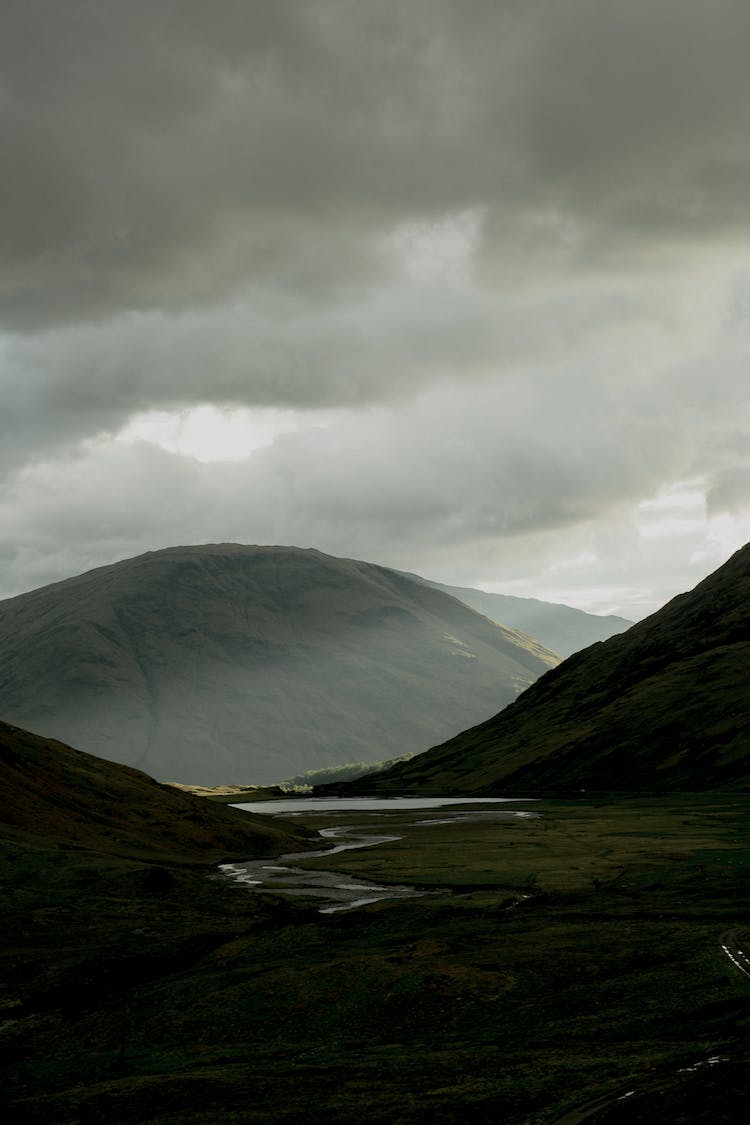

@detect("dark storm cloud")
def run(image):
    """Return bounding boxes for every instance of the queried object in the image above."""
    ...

[3,0,750,330]
[2,2,750,612]
[1,0,487,327]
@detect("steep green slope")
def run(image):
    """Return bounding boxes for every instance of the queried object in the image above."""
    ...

[340,543,750,795]
[0,544,558,785]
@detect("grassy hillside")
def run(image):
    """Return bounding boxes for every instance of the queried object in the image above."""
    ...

[0,544,558,785]
[0,720,312,862]
[0,718,316,1082]
[339,543,750,795]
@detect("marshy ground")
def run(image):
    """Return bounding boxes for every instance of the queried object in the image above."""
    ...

[2,793,750,1123]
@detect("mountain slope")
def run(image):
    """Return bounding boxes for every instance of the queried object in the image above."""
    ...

[0,544,558,785]
[340,544,750,795]
[412,578,631,657]
[0,719,312,861]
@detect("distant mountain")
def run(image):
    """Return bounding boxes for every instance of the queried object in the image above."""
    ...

[0,544,558,785]
[0,719,312,861]
[395,571,631,657]
[337,544,750,795]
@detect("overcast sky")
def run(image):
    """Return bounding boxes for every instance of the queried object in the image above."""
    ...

[2,0,749,618]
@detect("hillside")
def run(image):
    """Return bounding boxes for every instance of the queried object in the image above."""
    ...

[338,543,750,795]
[407,575,631,657]
[0,719,312,862]
[0,544,558,785]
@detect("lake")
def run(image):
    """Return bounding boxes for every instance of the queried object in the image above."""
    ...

[231,796,531,814]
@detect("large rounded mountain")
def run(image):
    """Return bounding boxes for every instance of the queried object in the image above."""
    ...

[0,544,558,785]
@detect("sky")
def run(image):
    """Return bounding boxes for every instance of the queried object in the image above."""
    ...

[2,0,750,620]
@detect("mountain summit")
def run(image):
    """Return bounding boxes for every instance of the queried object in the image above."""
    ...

[0,544,558,785]
[339,543,750,795]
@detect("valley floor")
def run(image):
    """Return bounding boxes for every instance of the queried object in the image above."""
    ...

[2,794,750,1122]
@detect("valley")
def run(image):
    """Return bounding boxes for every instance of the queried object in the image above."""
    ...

[3,782,750,1123]
[2,542,749,1121]
[337,542,750,797]
[6,3,750,1120]
[219,798,536,911]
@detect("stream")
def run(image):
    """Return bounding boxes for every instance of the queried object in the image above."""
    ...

[220,825,423,913]
[220,797,536,912]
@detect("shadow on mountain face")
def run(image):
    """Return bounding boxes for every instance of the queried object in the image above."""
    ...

[0,544,558,785]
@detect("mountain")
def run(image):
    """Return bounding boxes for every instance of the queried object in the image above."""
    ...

[336,543,750,795]
[0,719,312,861]
[0,544,558,785]
[395,571,631,657]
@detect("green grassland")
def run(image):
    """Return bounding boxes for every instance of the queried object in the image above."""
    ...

[3,793,750,1123]
[292,795,750,894]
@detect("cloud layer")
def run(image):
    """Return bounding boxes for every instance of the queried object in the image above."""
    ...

[2,2,750,613]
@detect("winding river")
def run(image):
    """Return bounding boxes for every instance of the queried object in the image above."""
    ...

[220,796,536,912]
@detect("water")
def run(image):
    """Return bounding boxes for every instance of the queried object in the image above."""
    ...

[219,824,425,912]
[232,796,530,814]
[221,797,536,912]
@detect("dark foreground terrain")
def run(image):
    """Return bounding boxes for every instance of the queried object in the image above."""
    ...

[3,774,750,1123]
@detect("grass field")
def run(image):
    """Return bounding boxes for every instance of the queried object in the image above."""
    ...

[2,794,750,1122]
[292,794,750,894]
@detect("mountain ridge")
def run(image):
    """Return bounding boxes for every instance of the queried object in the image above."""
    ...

[392,569,632,656]
[332,543,750,795]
